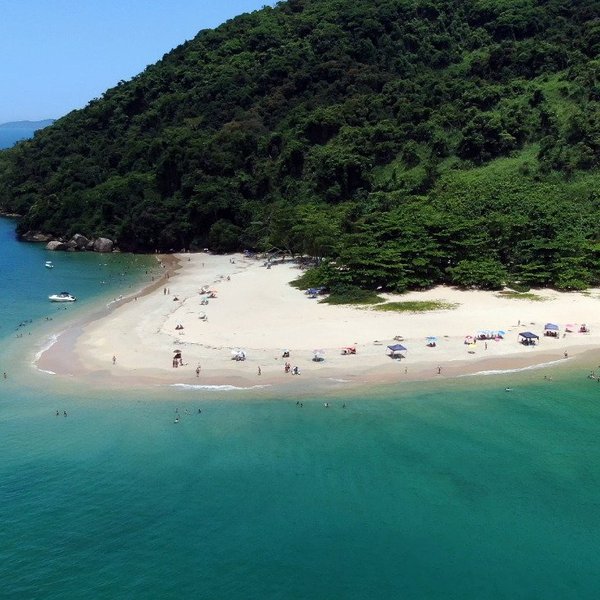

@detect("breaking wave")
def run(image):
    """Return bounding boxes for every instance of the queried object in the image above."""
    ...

[33,333,60,363]
[460,358,568,377]
[170,383,272,392]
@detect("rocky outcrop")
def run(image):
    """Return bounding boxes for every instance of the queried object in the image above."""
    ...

[93,237,114,253]
[46,240,68,251]
[22,231,52,242]
[69,233,90,250]
[30,233,115,253]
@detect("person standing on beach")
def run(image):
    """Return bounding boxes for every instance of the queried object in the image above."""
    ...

[258,366,261,376]
[437,366,442,375]
[196,365,201,377]
[112,355,116,365]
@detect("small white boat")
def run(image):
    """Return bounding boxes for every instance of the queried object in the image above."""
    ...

[45,261,54,269]
[49,292,76,302]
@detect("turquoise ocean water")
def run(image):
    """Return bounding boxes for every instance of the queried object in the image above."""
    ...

[1,216,600,599]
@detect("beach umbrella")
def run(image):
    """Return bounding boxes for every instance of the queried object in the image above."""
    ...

[173,349,182,353]
[426,336,437,341]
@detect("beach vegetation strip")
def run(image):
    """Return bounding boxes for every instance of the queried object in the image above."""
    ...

[321,287,385,305]
[374,300,459,313]
[496,291,548,302]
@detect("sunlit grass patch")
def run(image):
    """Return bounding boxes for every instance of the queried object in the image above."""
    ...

[374,300,459,312]
[496,291,547,301]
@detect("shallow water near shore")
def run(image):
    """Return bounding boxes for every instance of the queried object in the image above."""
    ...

[2,217,600,599]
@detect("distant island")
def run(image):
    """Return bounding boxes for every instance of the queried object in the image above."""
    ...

[0,0,598,293]
[0,119,54,149]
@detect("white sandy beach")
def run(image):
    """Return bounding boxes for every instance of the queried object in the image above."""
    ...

[37,251,600,390]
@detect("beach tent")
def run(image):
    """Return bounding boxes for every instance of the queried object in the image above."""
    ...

[518,332,539,345]
[544,323,559,331]
[387,343,407,358]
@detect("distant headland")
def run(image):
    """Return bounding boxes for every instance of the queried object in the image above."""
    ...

[0,119,54,149]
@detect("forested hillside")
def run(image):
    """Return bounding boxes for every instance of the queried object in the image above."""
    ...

[1,0,599,290]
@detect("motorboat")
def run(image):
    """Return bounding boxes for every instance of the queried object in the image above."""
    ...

[45,261,54,269]
[49,292,76,302]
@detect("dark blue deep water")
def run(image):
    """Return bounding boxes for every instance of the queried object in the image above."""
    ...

[1,217,600,599]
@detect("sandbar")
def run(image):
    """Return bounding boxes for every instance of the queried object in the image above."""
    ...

[36,252,600,393]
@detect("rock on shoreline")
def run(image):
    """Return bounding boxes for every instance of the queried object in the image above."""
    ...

[21,230,116,253]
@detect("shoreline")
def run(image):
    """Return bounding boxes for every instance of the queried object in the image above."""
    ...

[33,251,600,397]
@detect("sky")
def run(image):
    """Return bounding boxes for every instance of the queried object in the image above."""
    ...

[0,0,275,124]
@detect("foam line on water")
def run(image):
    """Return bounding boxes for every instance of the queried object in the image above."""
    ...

[459,358,568,377]
[170,383,272,392]
[33,333,61,363]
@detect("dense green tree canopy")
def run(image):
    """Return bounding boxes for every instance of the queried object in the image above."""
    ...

[0,0,599,290]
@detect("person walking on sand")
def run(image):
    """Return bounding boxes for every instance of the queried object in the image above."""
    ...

[196,365,201,377]
[437,366,442,375]
[258,366,262,376]
[112,355,116,365]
